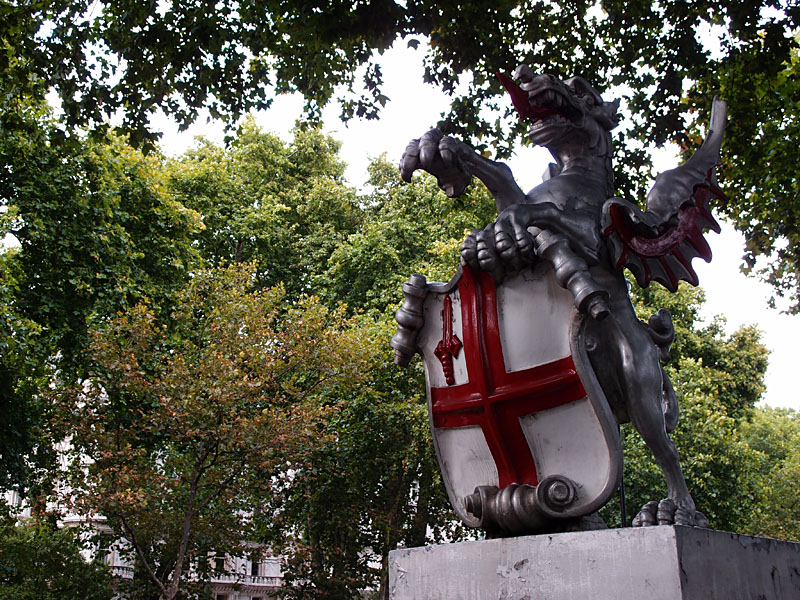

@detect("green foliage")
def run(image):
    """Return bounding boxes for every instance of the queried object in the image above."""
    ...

[6,0,800,304]
[320,157,497,313]
[0,511,113,600]
[19,0,793,154]
[167,119,359,299]
[740,407,800,541]
[713,35,800,311]
[2,0,406,145]
[0,252,48,490]
[0,102,202,375]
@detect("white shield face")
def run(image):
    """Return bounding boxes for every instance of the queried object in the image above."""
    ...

[417,263,621,527]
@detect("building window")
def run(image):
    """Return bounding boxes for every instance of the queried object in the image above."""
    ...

[97,534,113,565]
[215,595,227,600]
[214,556,225,573]
[251,560,260,577]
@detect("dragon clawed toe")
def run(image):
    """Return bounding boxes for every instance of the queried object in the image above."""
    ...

[399,128,473,198]
[632,499,709,528]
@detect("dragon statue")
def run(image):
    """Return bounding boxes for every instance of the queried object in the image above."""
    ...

[395,65,727,532]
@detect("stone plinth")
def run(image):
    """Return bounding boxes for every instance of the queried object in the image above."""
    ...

[389,526,800,599]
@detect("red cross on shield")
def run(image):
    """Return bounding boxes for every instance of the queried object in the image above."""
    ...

[417,264,622,529]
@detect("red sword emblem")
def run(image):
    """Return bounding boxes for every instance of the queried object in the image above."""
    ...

[434,294,462,385]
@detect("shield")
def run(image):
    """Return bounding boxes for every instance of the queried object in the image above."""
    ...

[412,263,621,534]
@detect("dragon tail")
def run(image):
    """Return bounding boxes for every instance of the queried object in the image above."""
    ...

[661,367,679,433]
[645,308,679,433]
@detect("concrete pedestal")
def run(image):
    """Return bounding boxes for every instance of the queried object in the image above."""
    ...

[389,526,800,599]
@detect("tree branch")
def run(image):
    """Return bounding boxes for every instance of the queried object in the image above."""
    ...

[118,514,169,599]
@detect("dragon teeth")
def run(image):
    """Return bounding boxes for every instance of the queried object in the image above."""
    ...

[530,88,567,110]
[532,113,569,129]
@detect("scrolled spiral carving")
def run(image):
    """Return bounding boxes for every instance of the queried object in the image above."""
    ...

[391,274,428,366]
[463,475,578,536]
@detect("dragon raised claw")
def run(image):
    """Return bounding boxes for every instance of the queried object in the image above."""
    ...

[399,64,726,528]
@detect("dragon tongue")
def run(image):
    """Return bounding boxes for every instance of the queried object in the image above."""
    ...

[498,72,561,122]
[497,72,535,120]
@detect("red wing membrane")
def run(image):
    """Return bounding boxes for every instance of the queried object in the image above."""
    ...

[602,98,728,291]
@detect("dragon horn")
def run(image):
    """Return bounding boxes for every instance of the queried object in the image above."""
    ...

[497,72,532,120]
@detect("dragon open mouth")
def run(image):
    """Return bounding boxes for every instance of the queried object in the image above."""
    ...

[497,73,581,126]
[526,88,579,124]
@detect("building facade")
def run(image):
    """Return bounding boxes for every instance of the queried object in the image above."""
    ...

[5,490,284,599]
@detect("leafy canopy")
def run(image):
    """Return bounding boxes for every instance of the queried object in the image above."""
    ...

[8,1,800,307]
[0,98,202,491]
[57,263,381,600]
[0,510,113,600]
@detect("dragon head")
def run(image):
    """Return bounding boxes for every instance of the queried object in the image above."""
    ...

[499,66,620,163]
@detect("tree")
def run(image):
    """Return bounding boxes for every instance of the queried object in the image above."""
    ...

[166,118,361,299]
[0,509,113,600]
[56,264,381,600]
[0,252,48,490]
[0,99,202,491]
[713,36,800,311]
[740,407,800,541]
[0,106,203,374]
[10,0,799,305]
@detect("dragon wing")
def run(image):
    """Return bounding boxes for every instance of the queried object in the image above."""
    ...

[602,98,728,292]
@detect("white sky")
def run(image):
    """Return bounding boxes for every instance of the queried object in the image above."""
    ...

[152,43,800,411]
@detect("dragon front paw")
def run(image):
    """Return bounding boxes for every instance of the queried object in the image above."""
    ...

[399,129,473,197]
[460,205,542,277]
[460,226,506,282]
[632,499,708,528]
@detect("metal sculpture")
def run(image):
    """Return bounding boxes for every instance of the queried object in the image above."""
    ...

[392,65,726,536]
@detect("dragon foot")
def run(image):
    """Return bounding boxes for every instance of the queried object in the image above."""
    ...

[632,499,708,528]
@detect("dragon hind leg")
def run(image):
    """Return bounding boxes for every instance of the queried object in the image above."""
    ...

[626,368,707,527]
[604,310,706,527]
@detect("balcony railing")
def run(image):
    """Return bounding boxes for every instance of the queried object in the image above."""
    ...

[111,565,281,588]
[211,573,283,587]
[112,565,134,579]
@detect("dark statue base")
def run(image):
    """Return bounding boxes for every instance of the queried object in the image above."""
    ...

[388,526,800,599]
